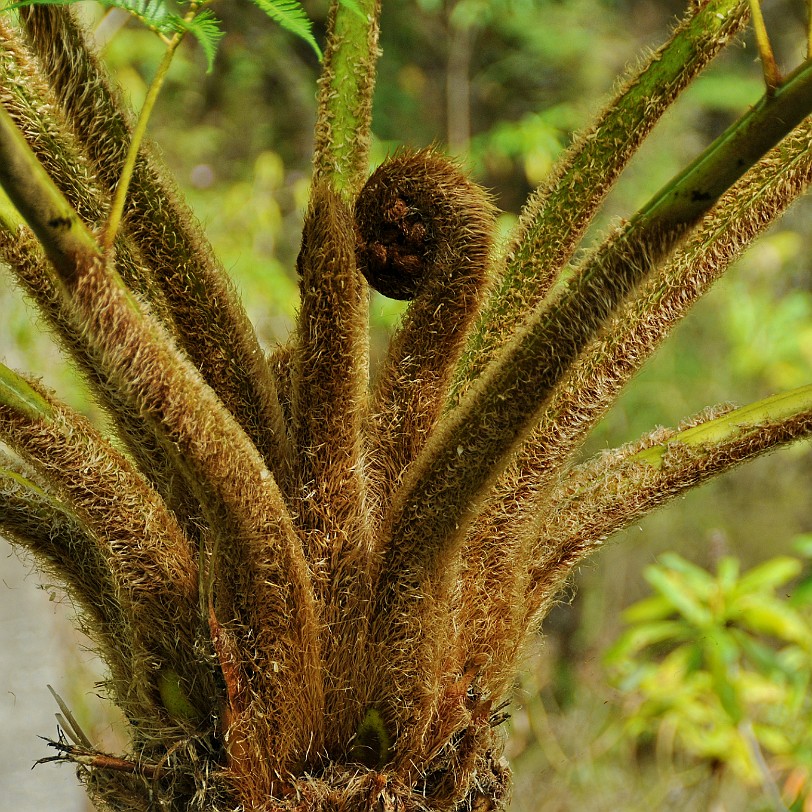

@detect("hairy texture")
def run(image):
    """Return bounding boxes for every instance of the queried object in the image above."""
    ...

[19,6,294,493]
[0,459,130,682]
[269,342,294,429]
[0,26,203,524]
[294,182,368,581]
[0,22,169,312]
[453,0,750,397]
[0,381,207,725]
[455,113,812,695]
[1,2,812,810]
[292,181,371,747]
[361,148,497,520]
[70,254,324,787]
[526,402,812,629]
[0,222,202,530]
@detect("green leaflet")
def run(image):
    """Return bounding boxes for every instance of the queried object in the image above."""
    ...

[179,9,224,73]
[249,0,323,60]
[6,0,177,36]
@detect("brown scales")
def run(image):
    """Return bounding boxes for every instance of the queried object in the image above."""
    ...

[0,2,811,811]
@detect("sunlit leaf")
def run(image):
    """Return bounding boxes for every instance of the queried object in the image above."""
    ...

[621,593,676,623]
[734,556,802,598]
[657,552,715,598]
[644,565,712,628]
[735,596,812,647]
[604,620,688,666]
[716,556,740,594]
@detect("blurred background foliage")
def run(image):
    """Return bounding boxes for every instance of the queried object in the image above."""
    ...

[1,1,811,809]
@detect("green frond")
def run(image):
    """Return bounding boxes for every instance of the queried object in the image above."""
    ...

[178,8,224,72]
[526,389,812,629]
[249,0,322,60]
[99,0,175,35]
[7,1,225,68]
[6,0,174,35]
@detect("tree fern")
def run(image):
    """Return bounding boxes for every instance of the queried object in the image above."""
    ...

[0,2,811,811]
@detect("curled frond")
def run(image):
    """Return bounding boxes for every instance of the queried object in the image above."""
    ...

[369,36,812,760]
[361,148,497,519]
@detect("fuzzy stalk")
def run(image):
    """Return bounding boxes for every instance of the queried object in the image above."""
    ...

[451,0,750,397]
[291,181,370,748]
[0,50,200,523]
[312,0,382,197]
[370,65,812,752]
[296,0,382,744]
[458,57,812,548]
[456,111,812,698]
[382,54,812,612]
[0,225,202,531]
[0,109,323,779]
[19,6,293,491]
[0,460,133,697]
[101,2,201,251]
[81,255,322,785]
[526,388,812,627]
[292,182,368,576]
[0,103,97,281]
[0,367,207,723]
[0,23,172,315]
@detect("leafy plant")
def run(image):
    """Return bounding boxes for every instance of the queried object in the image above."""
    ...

[606,546,812,809]
[0,1,810,811]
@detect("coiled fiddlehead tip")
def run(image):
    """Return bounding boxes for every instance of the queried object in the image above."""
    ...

[354,147,495,300]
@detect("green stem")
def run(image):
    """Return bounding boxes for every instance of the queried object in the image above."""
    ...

[452,0,750,396]
[102,4,199,251]
[0,105,99,278]
[808,0,812,58]
[631,384,812,467]
[0,184,23,233]
[635,59,812,230]
[0,361,53,421]
[313,0,381,197]
[748,0,781,93]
